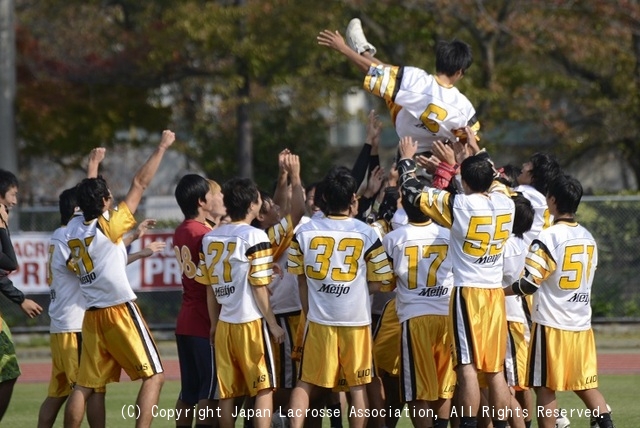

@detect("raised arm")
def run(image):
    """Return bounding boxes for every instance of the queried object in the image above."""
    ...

[123,130,175,215]
[86,147,106,179]
[283,153,305,226]
[317,30,382,73]
[272,149,291,212]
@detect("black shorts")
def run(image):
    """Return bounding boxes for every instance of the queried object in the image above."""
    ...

[175,334,218,404]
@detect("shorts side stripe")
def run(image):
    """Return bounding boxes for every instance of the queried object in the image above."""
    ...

[261,319,276,389]
[126,302,163,374]
[505,326,518,386]
[452,288,474,366]
[75,332,83,365]
[400,320,417,402]
[278,315,295,388]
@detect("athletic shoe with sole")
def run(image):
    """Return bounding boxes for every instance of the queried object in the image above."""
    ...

[345,18,377,55]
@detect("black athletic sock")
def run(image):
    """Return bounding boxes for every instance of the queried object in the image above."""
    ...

[525,421,532,428]
[460,416,477,428]
[596,412,615,428]
[492,420,507,428]
[328,402,343,428]
[435,418,450,428]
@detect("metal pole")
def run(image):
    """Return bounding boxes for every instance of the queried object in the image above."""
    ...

[0,0,17,174]
[0,0,19,231]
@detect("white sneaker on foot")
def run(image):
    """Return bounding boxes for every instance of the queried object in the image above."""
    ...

[555,412,570,428]
[345,18,377,55]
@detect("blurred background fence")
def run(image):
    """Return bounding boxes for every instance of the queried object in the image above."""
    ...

[1,195,639,333]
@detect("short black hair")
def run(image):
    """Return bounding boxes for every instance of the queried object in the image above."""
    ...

[497,164,521,188]
[435,39,473,77]
[402,194,429,223]
[321,166,357,214]
[312,180,327,213]
[511,193,534,238]
[547,174,582,215]
[251,190,273,229]
[460,156,494,193]
[76,176,111,221]
[175,174,210,220]
[529,152,561,195]
[222,178,260,222]
[59,187,78,226]
[0,169,19,199]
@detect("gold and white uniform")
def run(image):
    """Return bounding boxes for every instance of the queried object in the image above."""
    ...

[364,64,479,153]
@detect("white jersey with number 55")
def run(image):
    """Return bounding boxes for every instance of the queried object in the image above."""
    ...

[417,185,515,288]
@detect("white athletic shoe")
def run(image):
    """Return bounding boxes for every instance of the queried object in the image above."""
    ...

[555,412,570,428]
[345,18,377,55]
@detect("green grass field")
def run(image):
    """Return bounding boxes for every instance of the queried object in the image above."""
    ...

[5,375,639,427]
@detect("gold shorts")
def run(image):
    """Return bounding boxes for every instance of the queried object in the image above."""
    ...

[299,321,373,388]
[48,332,81,397]
[526,323,598,391]
[373,298,400,377]
[505,321,529,390]
[77,302,163,389]
[400,315,456,401]
[450,287,507,373]
[215,318,276,399]
[272,312,301,389]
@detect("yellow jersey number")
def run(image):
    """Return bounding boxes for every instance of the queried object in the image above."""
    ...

[559,244,595,290]
[463,214,512,257]
[403,244,448,289]
[67,236,95,274]
[305,237,364,282]
[205,241,237,285]
[419,103,448,133]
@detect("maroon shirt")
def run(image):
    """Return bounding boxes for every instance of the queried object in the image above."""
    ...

[174,219,212,338]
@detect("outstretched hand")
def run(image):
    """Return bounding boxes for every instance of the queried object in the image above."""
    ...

[317,30,348,53]
[137,219,157,239]
[398,136,417,160]
[366,110,382,148]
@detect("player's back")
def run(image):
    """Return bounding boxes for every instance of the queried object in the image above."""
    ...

[528,222,597,330]
[201,222,273,324]
[365,65,477,152]
[382,221,453,322]
[65,204,136,308]
[449,191,515,288]
[290,215,390,326]
[173,219,212,337]
[515,184,552,245]
[48,221,86,332]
